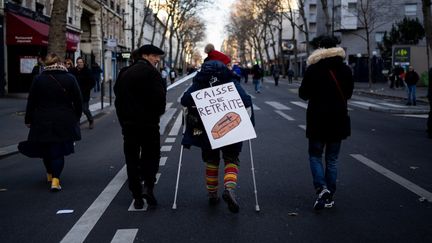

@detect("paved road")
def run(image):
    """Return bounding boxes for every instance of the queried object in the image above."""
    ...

[1,78,431,243]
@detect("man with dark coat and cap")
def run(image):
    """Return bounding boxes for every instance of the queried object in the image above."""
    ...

[299,35,353,210]
[114,44,166,209]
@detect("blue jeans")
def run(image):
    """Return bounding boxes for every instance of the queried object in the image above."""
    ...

[253,79,261,92]
[407,85,416,104]
[308,140,341,194]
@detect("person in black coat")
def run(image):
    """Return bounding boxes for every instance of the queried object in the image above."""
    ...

[181,56,253,213]
[299,35,353,210]
[427,68,432,139]
[71,57,95,129]
[114,44,166,209]
[24,53,83,191]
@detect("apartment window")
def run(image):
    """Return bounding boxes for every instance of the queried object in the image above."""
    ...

[375,32,385,43]
[348,2,357,14]
[310,4,317,12]
[68,17,73,24]
[110,1,114,9]
[36,2,44,14]
[116,4,121,14]
[405,3,417,16]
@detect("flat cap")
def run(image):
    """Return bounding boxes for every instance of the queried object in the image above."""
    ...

[138,44,165,55]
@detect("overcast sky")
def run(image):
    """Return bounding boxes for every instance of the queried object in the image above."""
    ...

[198,0,236,53]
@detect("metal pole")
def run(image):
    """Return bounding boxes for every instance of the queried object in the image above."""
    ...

[109,78,112,106]
[172,108,187,210]
[248,139,260,212]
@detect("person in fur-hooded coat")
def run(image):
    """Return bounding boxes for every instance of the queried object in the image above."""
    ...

[299,35,353,210]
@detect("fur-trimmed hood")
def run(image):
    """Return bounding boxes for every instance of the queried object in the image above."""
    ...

[307,47,346,66]
[43,63,69,72]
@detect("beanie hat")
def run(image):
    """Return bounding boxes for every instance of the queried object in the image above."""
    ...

[207,50,231,65]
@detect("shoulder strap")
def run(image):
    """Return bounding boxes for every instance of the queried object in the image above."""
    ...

[49,74,67,94]
[329,70,346,102]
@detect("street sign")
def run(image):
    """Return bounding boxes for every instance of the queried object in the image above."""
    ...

[393,47,410,66]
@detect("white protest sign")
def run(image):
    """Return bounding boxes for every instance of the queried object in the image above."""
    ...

[191,82,256,149]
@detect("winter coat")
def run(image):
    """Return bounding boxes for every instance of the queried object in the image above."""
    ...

[114,58,166,129]
[251,65,263,80]
[299,47,354,142]
[404,70,419,86]
[181,60,253,151]
[71,66,95,102]
[25,64,83,143]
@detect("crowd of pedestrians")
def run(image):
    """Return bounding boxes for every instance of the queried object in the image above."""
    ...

[17,34,431,215]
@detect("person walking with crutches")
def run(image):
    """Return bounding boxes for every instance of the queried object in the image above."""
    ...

[179,51,253,213]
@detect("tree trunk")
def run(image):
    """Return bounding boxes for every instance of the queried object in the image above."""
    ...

[278,12,286,77]
[174,36,181,69]
[320,0,331,35]
[137,4,151,47]
[47,0,68,60]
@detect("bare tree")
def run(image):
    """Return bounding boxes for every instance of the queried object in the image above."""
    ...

[348,0,392,88]
[136,0,153,47]
[320,0,332,35]
[47,0,68,59]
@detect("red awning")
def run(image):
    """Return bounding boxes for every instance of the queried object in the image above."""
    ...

[6,12,81,51]
[66,31,80,51]
[6,12,49,45]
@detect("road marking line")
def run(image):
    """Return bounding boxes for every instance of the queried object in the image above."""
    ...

[165,137,176,143]
[253,104,261,110]
[156,173,161,184]
[378,102,406,108]
[394,114,428,119]
[265,101,291,110]
[111,229,138,243]
[351,154,432,202]
[161,145,172,152]
[128,200,148,212]
[291,101,308,109]
[159,108,176,135]
[159,157,168,166]
[60,166,128,243]
[168,110,183,136]
[166,102,173,109]
[89,102,110,112]
[298,125,306,130]
[350,101,381,108]
[249,94,256,99]
[275,110,295,121]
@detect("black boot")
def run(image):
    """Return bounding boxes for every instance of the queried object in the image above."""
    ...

[208,192,220,205]
[133,197,144,209]
[143,184,157,207]
[222,189,239,213]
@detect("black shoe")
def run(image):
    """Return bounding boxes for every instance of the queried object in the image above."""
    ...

[143,186,158,206]
[313,188,331,210]
[406,102,412,106]
[89,120,94,129]
[133,198,144,209]
[208,192,220,205]
[222,189,239,213]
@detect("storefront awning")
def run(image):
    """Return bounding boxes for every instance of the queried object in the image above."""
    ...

[6,12,49,45]
[6,12,81,51]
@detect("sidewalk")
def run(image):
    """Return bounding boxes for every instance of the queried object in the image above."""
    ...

[0,91,111,158]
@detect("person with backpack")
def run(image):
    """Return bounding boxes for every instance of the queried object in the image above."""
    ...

[180,51,253,213]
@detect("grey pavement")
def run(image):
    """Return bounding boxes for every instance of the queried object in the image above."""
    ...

[1,76,430,158]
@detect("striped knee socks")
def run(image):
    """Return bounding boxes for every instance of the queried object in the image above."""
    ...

[224,163,238,190]
[206,163,219,193]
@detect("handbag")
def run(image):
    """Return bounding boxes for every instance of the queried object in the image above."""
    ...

[18,141,46,158]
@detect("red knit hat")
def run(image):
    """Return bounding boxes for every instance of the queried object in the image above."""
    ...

[207,50,231,65]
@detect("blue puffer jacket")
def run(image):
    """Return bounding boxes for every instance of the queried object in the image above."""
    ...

[181,60,253,150]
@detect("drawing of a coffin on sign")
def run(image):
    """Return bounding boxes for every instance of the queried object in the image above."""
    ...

[211,112,241,139]
[191,82,256,149]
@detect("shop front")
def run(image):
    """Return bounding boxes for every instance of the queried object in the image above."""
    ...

[5,9,80,93]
